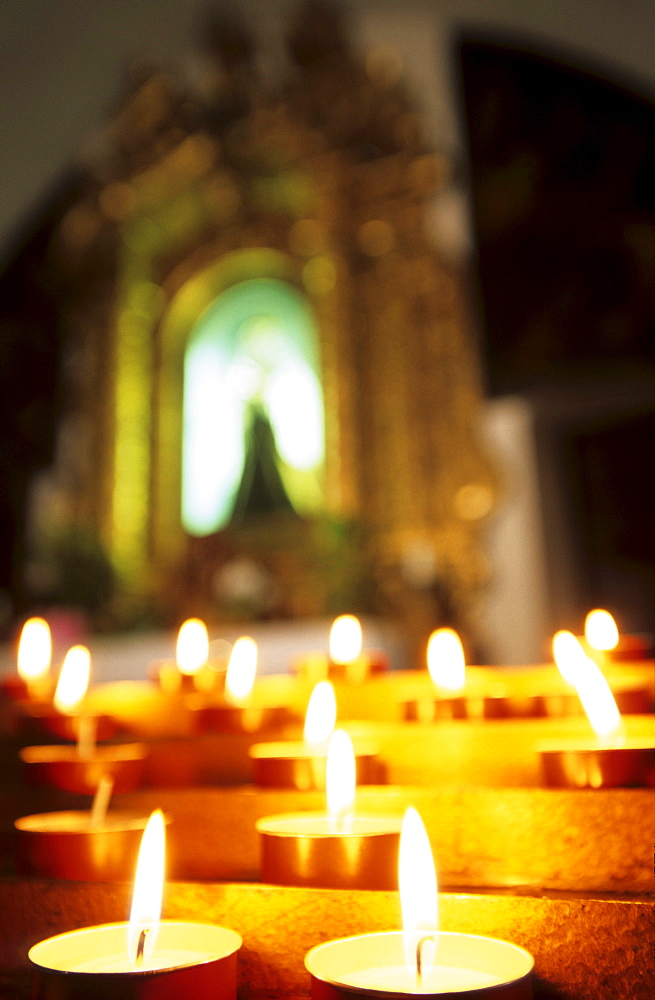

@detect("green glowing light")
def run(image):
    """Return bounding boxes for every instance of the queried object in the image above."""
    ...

[182,278,325,535]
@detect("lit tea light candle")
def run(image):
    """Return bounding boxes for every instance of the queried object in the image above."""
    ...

[55,645,95,748]
[176,618,211,687]
[585,609,619,655]
[15,775,159,881]
[17,644,117,743]
[1,617,53,701]
[539,632,655,788]
[250,680,380,788]
[580,609,619,675]
[190,636,291,733]
[427,628,466,693]
[293,615,389,685]
[578,613,654,713]
[305,807,534,998]
[404,629,491,721]
[151,619,225,694]
[20,736,149,795]
[331,615,365,683]
[29,809,242,999]
[257,729,400,888]
[306,680,338,744]
[404,626,621,723]
[583,607,653,665]
[544,628,652,716]
[329,615,389,683]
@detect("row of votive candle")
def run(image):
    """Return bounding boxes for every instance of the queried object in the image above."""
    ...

[10,612,651,999]
[6,613,654,795]
[28,806,534,1000]
[6,608,649,719]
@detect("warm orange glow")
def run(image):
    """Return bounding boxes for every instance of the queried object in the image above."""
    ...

[585,609,619,651]
[53,646,91,714]
[553,630,622,740]
[325,729,356,820]
[426,627,465,691]
[17,618,51,686]
[399,807,438,981]
[329,615,362,664]
[128,809,165,967]
[303,680,337,746]
[224,636,257,704]
[176,618,209,675]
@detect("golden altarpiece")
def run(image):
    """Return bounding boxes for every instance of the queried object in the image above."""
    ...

[36,5,495,651]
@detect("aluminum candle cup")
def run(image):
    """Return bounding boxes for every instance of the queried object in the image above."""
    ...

[20,743,148,794]
[293,653,390,686]
[149,659,227,695]
[0,675,30,700]
[0,676,54,702]
[327,651,390,683]
[249,740,381,789]
[16,704,117,742]
[149,618,226,694]
[15,810,157,881]
[581,631,654,663]
[403,687,653,721]
[188,694,293,734]
[606,673,655,715]
[401,661,654,723]
[403,691,570,722]
[257,813,401,889]
[29,921,241,1000]
[538,642,655,788]
[305,931,534,999]
[539,738,655,788]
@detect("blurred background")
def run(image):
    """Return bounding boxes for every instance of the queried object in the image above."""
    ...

[0,0,653,665]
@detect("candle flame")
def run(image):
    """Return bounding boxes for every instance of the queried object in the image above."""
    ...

[17,618,51,685]
[399,807,438,983]
[329,615,362,664]
[584,609,619,652]
[552,630,589,684]
[426,627,465,691]
[225,636,257,705]
[176,618,209,675]
[553,630,622,740]
[128,809,165,968]
[53,646,91,714]
[326,729,356,822]
[304,681,337,746]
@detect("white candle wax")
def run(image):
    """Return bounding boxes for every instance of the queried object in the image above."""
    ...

[73,949,212,973]
[16,810,149,834]
[306,931,534,998]
[29,921,241,975]
[342,965,502,993]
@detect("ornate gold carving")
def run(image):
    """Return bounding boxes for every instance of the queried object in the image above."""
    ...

[43,2,495,650]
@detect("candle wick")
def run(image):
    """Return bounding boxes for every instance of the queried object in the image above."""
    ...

[90,775,114,829]
[136,928,149,967]
[76,714,97,759]
[416,935,435,985]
